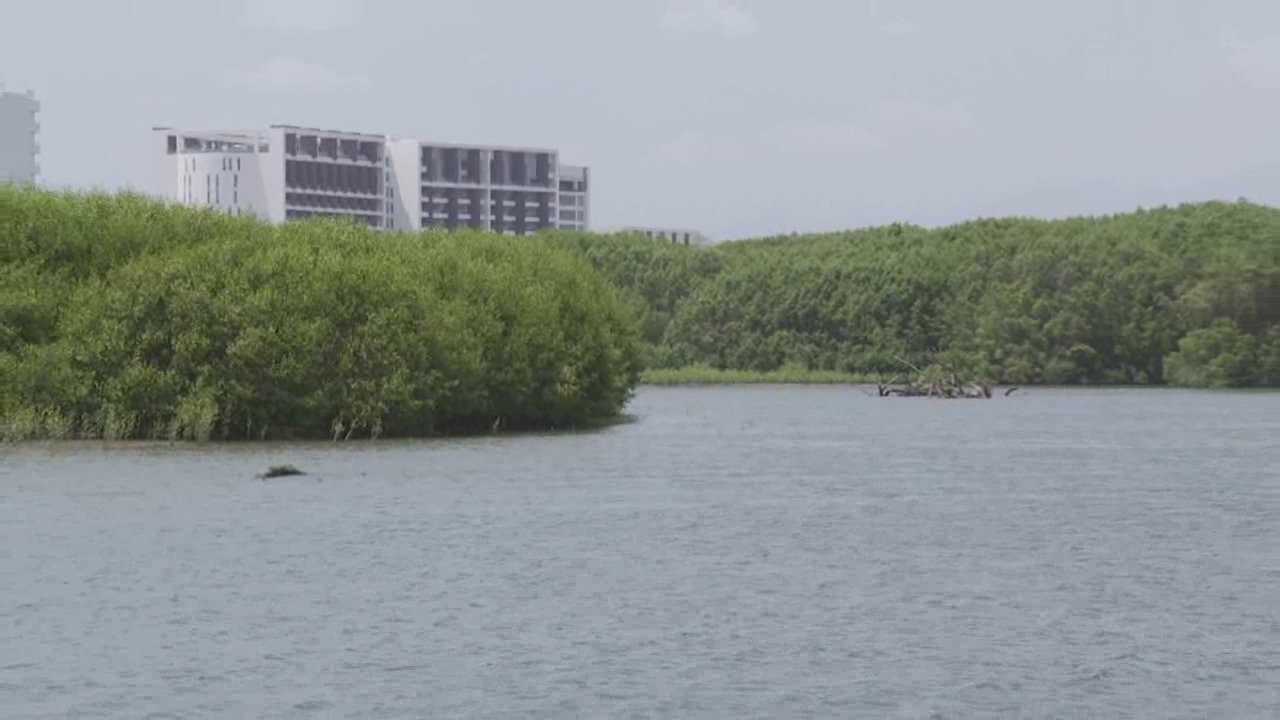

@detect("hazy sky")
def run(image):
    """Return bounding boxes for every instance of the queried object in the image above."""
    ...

[4,0,1280,239]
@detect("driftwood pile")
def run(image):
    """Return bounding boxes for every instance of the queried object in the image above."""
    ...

[876,357,1003,400]
[878,375,992,399]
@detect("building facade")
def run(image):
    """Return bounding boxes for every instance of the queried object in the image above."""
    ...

[619,225,713,246]
[156,125,587,235]
[557,164,590,231]
[0,87,40,184]
[388,139,561,234]
[154,125,390,228]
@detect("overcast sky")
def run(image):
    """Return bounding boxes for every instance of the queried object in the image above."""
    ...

[4,0,1280,239]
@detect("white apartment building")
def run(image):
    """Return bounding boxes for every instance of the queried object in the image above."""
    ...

[557,164,590,231]
[154,125,390,228]
[0,86,40,184]
[619,226,713,246]
[156,124,589,235]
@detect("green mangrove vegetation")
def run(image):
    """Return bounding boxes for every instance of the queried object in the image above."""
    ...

[3,186,1276,443]
[546,200,1278,389]
[1,186,644,441]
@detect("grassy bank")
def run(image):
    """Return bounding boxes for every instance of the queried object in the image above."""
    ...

[640,364,877,385]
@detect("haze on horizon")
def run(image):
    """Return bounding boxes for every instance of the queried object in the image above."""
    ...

[4,0,1279,240]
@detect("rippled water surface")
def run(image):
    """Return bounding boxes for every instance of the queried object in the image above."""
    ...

[3,386,1279,718]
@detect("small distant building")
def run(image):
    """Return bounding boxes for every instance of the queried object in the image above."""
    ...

[618,225,713,246]
[0,85,40,185]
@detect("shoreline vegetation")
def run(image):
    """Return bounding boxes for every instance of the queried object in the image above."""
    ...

[3,186,1277,441]
[2,186,644,442]
[640,364,878,385]
[636,367,1270,392]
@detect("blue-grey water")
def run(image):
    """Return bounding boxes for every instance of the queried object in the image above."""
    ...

[2,386,1278,719]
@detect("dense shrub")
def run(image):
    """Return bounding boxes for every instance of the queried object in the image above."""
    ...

[1,186,643,440]
[540,231,722,367]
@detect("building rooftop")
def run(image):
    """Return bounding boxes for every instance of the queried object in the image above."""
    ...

[269,124,387,140]
[0,82,37,97]
[388,136,559,155]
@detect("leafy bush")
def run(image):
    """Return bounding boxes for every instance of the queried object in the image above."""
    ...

[1163,320,1260,388]
[1,186,643,440]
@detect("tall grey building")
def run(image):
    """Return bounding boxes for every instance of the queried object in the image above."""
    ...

[0,85,40,184]
[388,139,563,234]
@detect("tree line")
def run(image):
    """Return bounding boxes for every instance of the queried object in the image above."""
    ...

[544,200,1278,388]
[4,186,1275,442]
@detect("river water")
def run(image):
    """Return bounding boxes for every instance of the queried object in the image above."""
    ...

[2,386,1278,718]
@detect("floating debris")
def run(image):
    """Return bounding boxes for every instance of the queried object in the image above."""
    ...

[877,357,993,400]
[256,464,306,479]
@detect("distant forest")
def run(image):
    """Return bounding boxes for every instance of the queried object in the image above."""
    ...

[546,200,1278,388]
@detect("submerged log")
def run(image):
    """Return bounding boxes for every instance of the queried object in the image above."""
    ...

[257,464,306,479]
